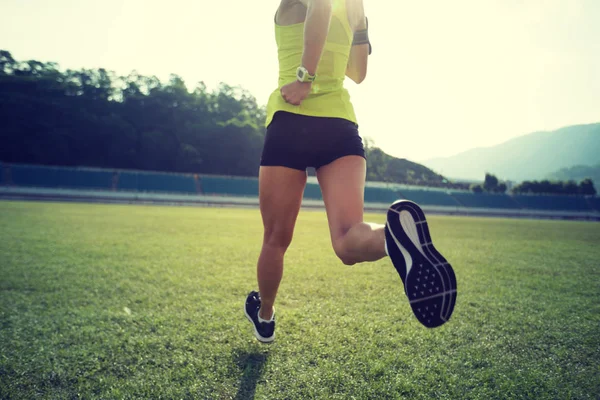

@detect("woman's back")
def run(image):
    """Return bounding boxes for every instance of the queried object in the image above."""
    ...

[265,0,362,127]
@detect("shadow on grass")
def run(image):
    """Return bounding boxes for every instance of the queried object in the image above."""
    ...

[234,350,269,400]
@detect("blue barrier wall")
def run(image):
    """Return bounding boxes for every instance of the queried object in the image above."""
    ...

[399,189,460,207]
[364,187,400,204]
[512,194,593,212]
[589,197,600,212]
[201,176,259,197]
[450,192,521,209]
[2,164,599,213]
[304,182,323,200]
[118,171,197,194]
[11,164,114,190]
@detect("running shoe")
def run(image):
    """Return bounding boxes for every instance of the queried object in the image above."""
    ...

[244,291,275,343]
[385,200,457,328]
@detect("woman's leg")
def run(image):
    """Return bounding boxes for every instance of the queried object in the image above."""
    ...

[317,155,458,328]
[316,155,387,265]
[256,165,307,319]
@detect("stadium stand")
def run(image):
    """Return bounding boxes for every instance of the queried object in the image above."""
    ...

[450,191,521,209]
[364,186,400,204]
[304,182,323,200]
[399,188,460,207]
[512,194,593,212]
[201,176,259,197]
[117,171,197,194]
[11,164,113,190]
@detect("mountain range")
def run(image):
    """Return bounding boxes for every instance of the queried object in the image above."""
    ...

[421,123,600,183]
[547,164,600,188]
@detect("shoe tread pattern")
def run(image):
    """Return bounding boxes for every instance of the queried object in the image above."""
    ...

[387,200,457,328]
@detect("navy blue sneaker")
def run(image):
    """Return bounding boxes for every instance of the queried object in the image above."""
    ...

[244,291,275,343]
[385,200,457,328]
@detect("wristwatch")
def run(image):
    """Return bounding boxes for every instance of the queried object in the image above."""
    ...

[296,66,316,83]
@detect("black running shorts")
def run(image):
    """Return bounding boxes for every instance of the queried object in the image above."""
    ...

[260,111,366,171]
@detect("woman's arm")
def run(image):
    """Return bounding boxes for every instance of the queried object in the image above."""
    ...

[346,0,369,84]
[300,0,333,76]
[281,0,333,105]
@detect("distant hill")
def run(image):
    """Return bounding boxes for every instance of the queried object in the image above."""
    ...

[307,145,458,187]
[422,123,600,182]
[546,164,600,190]
[365,146,462,188]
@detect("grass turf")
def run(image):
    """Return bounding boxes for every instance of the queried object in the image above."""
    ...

[0,201,599,399]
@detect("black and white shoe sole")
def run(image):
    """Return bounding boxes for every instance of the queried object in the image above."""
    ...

[244,306,275,343]
[385,200,457,328]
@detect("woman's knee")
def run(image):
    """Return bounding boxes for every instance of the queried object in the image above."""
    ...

[332,239,357,266]
[263,227,294,251]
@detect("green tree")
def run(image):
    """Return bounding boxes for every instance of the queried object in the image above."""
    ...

[483,173,499,192]
[579,178,596,196]
[563,180,579,195]
[470,184,484,193]
[496,183,507,194]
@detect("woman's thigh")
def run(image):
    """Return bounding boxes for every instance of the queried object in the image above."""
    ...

[316,155,366,242]
[259,166,307,247]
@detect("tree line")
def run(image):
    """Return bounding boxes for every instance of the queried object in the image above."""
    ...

[512,178,596,196]
[0,50,463,187]
[471,173,596,196]
[0,50,266,177]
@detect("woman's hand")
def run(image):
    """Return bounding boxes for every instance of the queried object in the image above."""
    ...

[280,80,312,106]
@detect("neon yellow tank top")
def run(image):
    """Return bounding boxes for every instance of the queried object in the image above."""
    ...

[265,0,357,127]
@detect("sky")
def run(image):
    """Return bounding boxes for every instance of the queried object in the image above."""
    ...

[1,0,599,161]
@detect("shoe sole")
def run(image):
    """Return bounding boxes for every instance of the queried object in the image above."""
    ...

[386,200,457,328]
[244,305,275,343]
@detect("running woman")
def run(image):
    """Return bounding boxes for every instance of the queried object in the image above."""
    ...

[245,0,457,343]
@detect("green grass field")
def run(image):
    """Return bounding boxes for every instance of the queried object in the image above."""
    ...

[0,201,599,399]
